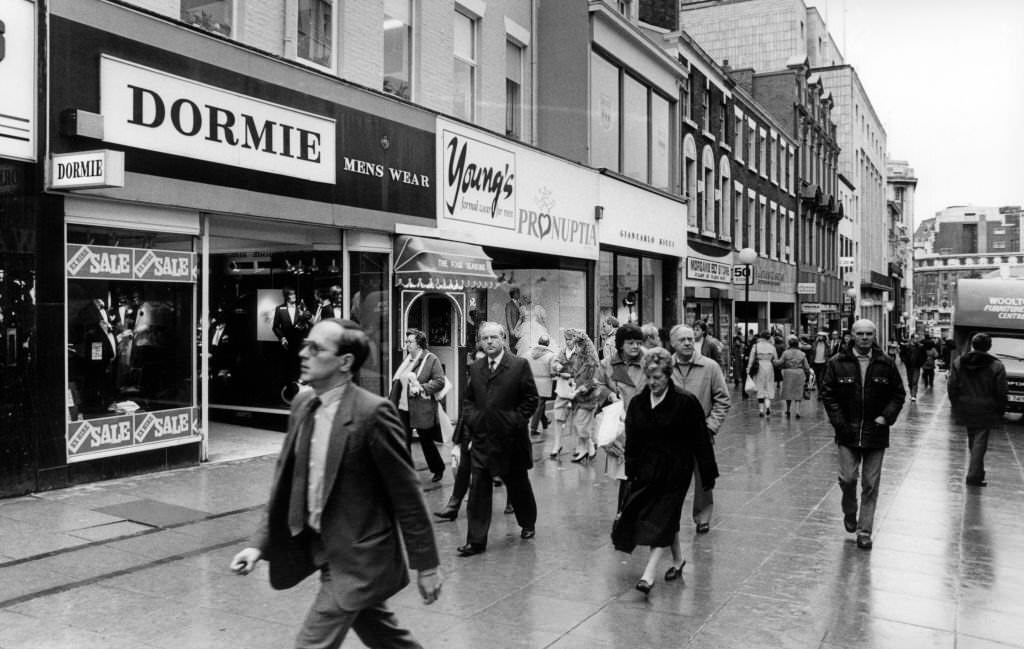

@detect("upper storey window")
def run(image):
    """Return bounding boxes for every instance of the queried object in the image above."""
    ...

[298,0,334,68]
[383,0,413,100]
[453,10,477,121]
[181,0,232,37]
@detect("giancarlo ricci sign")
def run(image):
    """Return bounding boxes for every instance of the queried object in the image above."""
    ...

[99,56,336,183]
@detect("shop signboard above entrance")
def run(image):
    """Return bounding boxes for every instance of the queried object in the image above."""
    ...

[0,0,36,161]
[596,174,685,257]
[100,55,336,183]
[436,117,599,260]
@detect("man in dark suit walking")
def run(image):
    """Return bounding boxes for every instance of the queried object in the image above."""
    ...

[231,318,440,648]
[454,322,539,556]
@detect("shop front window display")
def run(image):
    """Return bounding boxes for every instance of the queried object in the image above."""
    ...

[65,225,200,462]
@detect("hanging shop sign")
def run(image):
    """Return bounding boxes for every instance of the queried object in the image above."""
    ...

[597,175,685,257]
[50,150,125,189]
[100,55,336,183]
[0,0,36,161]
[66,244,196,282]
[687,256,732,283]
[436,117,599,260]
[67,406,201,463]
[797,282,816,295]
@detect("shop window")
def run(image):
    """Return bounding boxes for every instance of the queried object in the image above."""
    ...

[506,41,524,139]
[641,257,663,326]
[598,251,672,331]
[298,0,334,68]
[483,268,588,355]
[453,10,477,121]
[349,251,389,395]
[66,225,199,462]
[383,0,413,100]
[181,0,232,37]
[598,250,615,328]
[590,53,620,171]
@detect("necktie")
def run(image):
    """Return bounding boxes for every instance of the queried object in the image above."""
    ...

[288,396,321,536]
[489,359,497,374]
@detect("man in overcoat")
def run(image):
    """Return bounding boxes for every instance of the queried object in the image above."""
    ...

[821,318,905,550]
[947,332,1008,486]
[454,321,539,556]
[230,318,440,648]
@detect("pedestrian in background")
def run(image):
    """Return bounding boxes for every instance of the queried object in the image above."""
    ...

[640,323,662,350]
[230,319,440,648]
[899,333,926,402]
[612,347,718,596]
[775,335,812,418]
[600,316,619,361]
[821,318,906,550]
[455,322,539,557]
[921,340,939,390]
[552,328,600,462]
[948,333,1008,487]
[594,323,647,510]
[692,320,723,367]
[811,332,831,395]
[748,331,779,416]
[526,334,556,439]
[669,325,729,534]
[731,333,747,391]
[388,328,446,483]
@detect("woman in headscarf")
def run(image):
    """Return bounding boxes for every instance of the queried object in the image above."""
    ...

[612,347,718,596]
[551,328,600,462]
[388,328,446,482]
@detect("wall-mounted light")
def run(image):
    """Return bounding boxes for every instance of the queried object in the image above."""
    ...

[594,205,604,221]
[380,135,391,150]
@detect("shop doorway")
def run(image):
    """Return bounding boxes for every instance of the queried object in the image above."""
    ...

[403,293,462,421]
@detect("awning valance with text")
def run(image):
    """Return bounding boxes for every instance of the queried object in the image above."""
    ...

[394,235,497,290]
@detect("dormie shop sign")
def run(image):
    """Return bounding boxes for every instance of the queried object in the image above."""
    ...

[100,55,336,184]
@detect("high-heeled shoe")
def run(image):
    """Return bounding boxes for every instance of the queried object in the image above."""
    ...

[570,452,586,463]
[635,579,653,595]
[549,446,562,459]
[665,560,686,581]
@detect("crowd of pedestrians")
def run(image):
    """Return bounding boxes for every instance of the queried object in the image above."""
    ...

[229,313,1007,648]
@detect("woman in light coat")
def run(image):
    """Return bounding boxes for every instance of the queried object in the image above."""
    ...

[747,330,779,416]
[775,336,812,418]
[388,328,446,482]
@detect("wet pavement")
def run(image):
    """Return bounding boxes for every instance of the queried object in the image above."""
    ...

[2,370,1024,649]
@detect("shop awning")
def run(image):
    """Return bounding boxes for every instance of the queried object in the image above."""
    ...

[394,235,498,290]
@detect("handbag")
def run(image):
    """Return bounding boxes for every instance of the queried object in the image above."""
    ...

[744,375,757,395]
[595,400,625,447]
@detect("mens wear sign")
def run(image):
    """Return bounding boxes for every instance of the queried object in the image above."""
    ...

[100,56,336,183]
[66,244,196,282]
[437,117,599,260]
[0,0,36,161]
[67,407,200,463]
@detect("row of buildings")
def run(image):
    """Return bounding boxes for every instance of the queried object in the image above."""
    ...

[0,0,910,495]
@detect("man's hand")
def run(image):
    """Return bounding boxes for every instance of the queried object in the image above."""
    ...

[230,547,262,575]
[450,445,461,469]
[873,416,887,425]
[280,338,289,349]
[417,569,442,605]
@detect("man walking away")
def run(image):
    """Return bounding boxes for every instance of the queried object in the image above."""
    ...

[821,318,905,550]
[230,319,440,649]
[948,333,1008,487]
[899,334,926,402]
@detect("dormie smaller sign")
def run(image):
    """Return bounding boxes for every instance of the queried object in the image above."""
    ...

[50,150,126,189]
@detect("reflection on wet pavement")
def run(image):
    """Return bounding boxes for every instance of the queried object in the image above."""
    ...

[1,373,1023,648]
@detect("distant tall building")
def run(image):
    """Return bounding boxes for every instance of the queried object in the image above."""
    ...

[913,205,1024,337]
[886,160,916,339]
[681,0,893,342]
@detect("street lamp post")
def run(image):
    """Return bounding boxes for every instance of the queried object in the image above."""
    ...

[738,247,758,351]
[846,286,859,332]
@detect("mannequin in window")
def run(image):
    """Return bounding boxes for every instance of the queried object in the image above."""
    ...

[317,285,344,322]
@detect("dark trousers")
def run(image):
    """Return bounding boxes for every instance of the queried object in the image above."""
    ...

[922,368,935,388]
[466,465,537,547]
[398,410,445,475]
[967,428,991,484]
[906,366,921,397]
[445,440,472,509]
[296,564,422,649]
[812,362,827,394]
[529,396,550,432]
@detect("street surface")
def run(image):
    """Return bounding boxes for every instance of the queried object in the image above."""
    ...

[1,371,1023,649]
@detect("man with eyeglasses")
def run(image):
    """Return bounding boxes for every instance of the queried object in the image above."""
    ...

[821,318,906,550]
[231,318,440,648]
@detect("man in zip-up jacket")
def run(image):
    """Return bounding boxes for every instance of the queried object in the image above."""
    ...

[821,319,906,550]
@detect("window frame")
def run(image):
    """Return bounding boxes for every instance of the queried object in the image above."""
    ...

[453,9,478,121]
[505,40,524,139]
[383,0,415,100]
[296,0,337,71]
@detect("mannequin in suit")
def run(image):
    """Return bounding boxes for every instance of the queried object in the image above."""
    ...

[273,287,310,382]
[317,285,344,322]
[75,298,118,413]
[231,319,440,648]
[453,321,539,556]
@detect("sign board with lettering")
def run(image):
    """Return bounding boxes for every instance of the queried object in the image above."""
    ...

[50,150,125,189]
[0,0,36,161]
[597,175,685,257]
[100,56,336,184]
[67,407,200,462]
[800,302,822,313]
[437,117,599,260]
[66,244,196,282]
[687,256,733,283]
[797,282,816,295]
